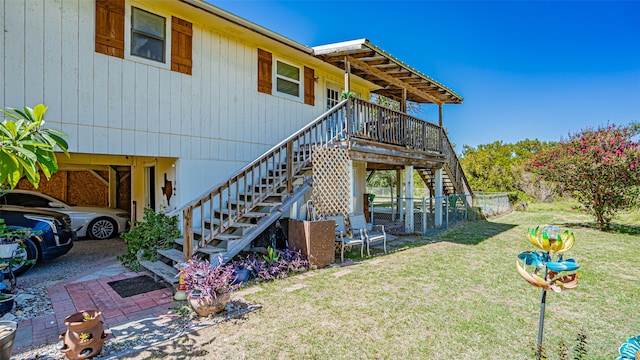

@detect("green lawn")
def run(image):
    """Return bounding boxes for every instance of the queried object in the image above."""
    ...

[148,203,639,359]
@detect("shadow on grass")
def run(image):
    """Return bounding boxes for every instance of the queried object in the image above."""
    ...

[557,221,640,236]
[438,220,517,245]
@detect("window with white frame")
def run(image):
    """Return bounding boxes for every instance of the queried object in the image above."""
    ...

[275,60,301,99]
[131,7,166,63]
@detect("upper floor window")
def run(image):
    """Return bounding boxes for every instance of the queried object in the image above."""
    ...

[131,7,165,63]
[275,60,301,99]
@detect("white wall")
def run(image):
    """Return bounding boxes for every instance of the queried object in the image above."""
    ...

[0,0,371,211]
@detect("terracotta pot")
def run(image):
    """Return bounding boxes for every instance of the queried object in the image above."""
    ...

[63,310,102,332]
[188,292,230,316]
[60,310,109,360]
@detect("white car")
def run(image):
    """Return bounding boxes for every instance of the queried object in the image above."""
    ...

[0,190,129,239]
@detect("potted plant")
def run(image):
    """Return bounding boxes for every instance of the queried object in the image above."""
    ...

[60,309,108,359]
[0,293,15,316]
[0,219,33,258]
[0,321,17,360]
[177,256,239,316]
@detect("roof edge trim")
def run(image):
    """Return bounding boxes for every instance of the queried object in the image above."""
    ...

[179,0,313,54]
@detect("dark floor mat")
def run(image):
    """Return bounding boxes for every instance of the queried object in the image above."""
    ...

[107,276,167,298]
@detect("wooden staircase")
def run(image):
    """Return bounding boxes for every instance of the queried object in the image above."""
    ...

[140,98,472,285]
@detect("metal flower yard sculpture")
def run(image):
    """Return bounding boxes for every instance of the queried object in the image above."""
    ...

[617,335,640,360]
[517,226,580,353]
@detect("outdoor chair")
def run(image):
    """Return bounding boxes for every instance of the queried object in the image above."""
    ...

[348,213,386,257]
[326,215,364,262]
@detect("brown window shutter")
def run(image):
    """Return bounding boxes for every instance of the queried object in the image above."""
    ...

[257,49,272,95]
[304,67,315,106]
[171,17,193,75]
[95,0,125,58]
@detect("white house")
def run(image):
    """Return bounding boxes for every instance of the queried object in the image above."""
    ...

[1,0,470,271]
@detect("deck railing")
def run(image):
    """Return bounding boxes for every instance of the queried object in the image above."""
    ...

[349,98,442,153]
[168,97,471,257]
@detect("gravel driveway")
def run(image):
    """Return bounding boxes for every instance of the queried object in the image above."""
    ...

[17,238,127,289]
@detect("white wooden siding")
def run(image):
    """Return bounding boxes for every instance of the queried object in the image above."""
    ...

[1,0,334,198]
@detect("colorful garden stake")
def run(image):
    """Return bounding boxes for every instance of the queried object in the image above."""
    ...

[517,226,580,354]
[617,335,640,360]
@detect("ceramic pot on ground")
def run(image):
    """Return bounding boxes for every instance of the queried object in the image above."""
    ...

[0,295,15,317]
[188,292,231,316]
[60,310,109,360]
[0,321,17,360]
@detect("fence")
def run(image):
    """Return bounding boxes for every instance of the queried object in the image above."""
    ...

[367,190,511,236]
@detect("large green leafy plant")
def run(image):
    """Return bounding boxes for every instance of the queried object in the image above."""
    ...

[0,104,69,189]
[118,207,180,271]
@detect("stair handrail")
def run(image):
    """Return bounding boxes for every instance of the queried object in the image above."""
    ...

[168,96,471,259]
[169,99,351,258]
[168,99,350,217]
[440,129,473,196]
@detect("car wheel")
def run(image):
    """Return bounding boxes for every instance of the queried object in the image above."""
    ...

[10,237,39,276]
[88,217,117,239]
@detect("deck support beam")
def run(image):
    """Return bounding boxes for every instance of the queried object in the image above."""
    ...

[434,168,443,227]
[401,88,407,113]
[344,56,351,93]
[404,165,414,233]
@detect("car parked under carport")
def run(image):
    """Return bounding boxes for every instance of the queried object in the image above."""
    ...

[0,190,129,239]
[0,205,75,276]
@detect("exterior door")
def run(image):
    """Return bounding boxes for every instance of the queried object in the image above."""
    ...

[326,83,341,110]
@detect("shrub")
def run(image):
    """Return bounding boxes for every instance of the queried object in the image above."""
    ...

[118,207,180,271]
[231,248,309,282]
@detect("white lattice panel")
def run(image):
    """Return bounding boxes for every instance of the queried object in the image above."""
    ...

[312,146,351,220]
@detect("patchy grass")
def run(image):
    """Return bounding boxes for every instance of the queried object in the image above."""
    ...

[141,203,638,359]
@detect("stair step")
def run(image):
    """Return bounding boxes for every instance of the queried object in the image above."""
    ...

[157,248,186,263]
[244,211,269,218]
[215,233,243,241]
[206,218,256,229]
[241,189,287,198]
[173,238,227,256]
[139,260,179,284]
[197,246,227,255]
[229,199,282,207]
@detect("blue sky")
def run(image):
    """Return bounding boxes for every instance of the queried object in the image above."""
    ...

[209,1,640,152]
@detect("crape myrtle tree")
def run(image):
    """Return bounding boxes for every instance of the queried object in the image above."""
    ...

[529,123,640,230]
[0,104,69,189]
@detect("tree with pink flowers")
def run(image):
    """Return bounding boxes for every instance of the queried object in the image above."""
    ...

[529,123,639,230]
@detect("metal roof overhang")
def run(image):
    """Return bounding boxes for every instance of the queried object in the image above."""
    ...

[313,39,463,105]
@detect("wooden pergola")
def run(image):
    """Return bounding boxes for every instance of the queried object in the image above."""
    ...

[313,39,463,126]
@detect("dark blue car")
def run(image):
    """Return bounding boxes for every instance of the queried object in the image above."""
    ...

[0,205,75,276]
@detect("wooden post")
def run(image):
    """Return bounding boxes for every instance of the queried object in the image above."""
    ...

[404,165,414,233]
[438,103,443,153]
[183,208,193,260]
[344,56,351,93]
[108,166,117,208]
[286,141,293,194]
[434,168,443,228]
[396,169,402,221]
[401,87,407,113]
